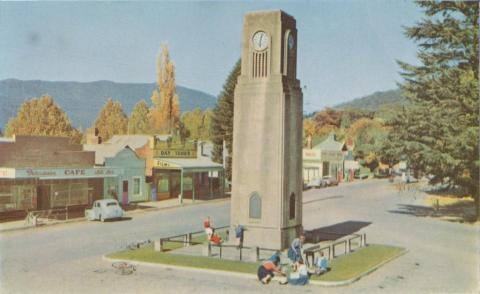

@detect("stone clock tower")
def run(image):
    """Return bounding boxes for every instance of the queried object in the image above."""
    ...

[230,10,303,250]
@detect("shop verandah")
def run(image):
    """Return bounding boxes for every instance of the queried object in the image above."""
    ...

[152,158,225,202]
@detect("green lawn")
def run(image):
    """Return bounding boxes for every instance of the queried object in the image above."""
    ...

[107,244,405,283]
[107,244,261,274]
[312,244,405,282]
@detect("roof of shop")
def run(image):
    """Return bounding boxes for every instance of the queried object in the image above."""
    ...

[313,133,346,151]
[107,135,151,149]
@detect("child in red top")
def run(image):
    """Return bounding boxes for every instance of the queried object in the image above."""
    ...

[203,216,211,229]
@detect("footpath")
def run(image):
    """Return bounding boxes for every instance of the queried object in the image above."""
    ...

[0,198,229,233]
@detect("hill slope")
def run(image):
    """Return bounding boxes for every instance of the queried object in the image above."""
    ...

[334,89,406,111]
[0,79,217,129]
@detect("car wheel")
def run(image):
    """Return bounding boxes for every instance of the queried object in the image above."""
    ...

[100,215,105,222]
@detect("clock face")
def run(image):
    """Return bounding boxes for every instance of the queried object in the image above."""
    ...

[288,34,295,50]
[252,31,268,51]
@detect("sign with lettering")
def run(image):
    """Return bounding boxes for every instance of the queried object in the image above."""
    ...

[153,149,197,158]
[153,159,180,169]
[0,168,15,178]
[303,149,321,160]
[15,167,122,179]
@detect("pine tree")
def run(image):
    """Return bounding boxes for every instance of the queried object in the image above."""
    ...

[212,59,241,181]
[384,1,479,219]
[128,100,151,134]
[5,94,81,143]
[150,44,180,134]
[94,98,128,141]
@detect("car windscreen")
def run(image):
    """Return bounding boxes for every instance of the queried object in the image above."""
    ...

[106,202,118,207]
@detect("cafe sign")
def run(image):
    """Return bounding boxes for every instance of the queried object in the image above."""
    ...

[15,167,122,179]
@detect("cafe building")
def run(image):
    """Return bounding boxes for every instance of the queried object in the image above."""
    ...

[0,136,118,218]
[303,133,347,183]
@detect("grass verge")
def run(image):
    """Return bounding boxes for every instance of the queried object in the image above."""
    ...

[311,244,405,281]
[107,243,405,283]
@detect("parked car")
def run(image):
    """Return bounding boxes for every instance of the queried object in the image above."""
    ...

[85,199,124,222]
[322,175,338,186]
[307,177,326,189]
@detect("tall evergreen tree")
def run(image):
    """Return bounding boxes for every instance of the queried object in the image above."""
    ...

[5,94,81,143]
[128,100,151,134]
[383,1,479,219]
[212,59,241,181]
[94,98,128,141]
[150,44,180,134]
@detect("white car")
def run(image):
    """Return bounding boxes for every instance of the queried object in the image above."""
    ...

[85,199,124,222]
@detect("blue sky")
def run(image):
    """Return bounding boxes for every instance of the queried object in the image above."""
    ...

[0,1,422,113]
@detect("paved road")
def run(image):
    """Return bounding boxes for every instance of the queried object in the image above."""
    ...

[1,179,478,293]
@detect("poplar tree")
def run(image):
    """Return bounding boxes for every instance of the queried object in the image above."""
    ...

[212,59,241,181]
[5,95,81,143]
[128,100,151,134]
[150,44,180,134]
[94,98,128,141]
[384,1,479,219]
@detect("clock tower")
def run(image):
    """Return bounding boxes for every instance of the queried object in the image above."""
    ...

[230,10,303,250]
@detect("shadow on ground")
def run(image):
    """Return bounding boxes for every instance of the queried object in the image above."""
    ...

[305,220,372,243]
[389,202,476,223]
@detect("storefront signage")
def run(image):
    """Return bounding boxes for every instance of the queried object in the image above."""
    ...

[153,159,180,169]
[303,149,320,160]
[0,168,15,178]
[153,149,197,158]
[15,167,122,179]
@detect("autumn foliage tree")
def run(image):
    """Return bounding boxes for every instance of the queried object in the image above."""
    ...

[150,44,180,134]
[128,100,150,134]
[94,98,128,141]
[5,95,81,143]
[181,108,213,140]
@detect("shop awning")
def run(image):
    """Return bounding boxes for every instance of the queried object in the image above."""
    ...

[153,157,223,173]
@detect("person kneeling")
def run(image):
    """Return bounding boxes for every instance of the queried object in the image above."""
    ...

[257,255,285,284]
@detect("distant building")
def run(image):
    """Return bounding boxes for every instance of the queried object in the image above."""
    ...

[303,133,347,183]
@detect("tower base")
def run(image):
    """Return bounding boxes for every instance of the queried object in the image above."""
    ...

[230,224,303,250]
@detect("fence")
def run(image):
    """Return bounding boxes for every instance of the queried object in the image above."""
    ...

[304,233,367,267]
[207,243,278,262]
[155,225,229,252]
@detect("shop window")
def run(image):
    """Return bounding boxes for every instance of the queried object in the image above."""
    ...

[133,177,141,195]
[157,176,169,193]
[249,192,261,219]
[289,193,295,220]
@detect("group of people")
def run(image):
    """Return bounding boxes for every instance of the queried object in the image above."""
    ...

[202,219,329,286]
[257,234,330,286]
[203,216,223,245]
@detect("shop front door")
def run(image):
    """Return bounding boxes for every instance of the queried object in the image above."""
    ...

[122,180,128,205]
[37,185,50,210]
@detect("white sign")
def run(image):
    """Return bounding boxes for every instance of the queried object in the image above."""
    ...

[15,167,123,179]
[0,168,15,178]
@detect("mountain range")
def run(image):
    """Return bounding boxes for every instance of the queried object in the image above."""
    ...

[0,79,217,130]
[0,79,406,132]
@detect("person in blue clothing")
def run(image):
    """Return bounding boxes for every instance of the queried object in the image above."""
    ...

[234,224,245,248]
[315,251,329,275]
[286,260,310,286]
[288,234,305,270]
